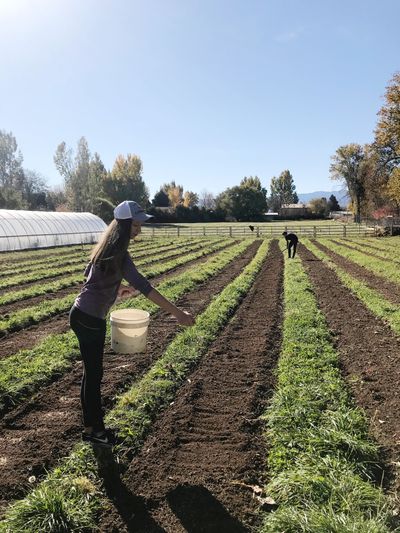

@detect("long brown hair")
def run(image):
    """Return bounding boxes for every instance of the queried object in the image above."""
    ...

[90,219,132,273]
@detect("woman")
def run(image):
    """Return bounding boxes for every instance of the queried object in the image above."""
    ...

[69,200,194,447]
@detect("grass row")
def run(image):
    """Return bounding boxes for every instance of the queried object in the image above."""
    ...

[0,238,214,307]
[0,239,270,533]
[318,238,400,286]
[336,239,400,264]
[260,255,396,532]
[0,239,254,414]
[303,240,400,337]
[0,237,190,278]
[0,238,231,314]
[0,238,221,290]
[0,243,92,264]
[363,237,400,251]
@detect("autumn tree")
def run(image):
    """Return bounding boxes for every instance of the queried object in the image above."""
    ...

[162,181,183,209]
[309,197,329,217]
[183,191,199,208]
[375,72,400,170]
[103,153,149,207]
[54,137,94,211]
[373,72,400,210]
[329,143,373,223]
[386,168,400,212]
[269,170,298,211]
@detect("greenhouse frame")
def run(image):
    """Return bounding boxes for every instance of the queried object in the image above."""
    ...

[0,210,107,252]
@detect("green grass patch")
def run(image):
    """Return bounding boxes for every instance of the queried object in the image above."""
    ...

[260,255,397,532]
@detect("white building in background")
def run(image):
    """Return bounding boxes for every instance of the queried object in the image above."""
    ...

[0,210,107,252]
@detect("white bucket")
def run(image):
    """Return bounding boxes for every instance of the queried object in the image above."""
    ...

[110,309,150,354]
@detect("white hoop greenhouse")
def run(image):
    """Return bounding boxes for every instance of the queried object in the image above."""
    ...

[0,210,107,252]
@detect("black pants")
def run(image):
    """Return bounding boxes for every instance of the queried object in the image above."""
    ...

[69,306,106,432]
[288,241,298,258]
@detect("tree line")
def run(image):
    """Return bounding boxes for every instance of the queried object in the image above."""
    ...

[0,132,299,222]
[2,70,398,223]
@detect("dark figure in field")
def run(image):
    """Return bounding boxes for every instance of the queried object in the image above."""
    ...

[69,200,195,448]
[282,231,298,258]
[249,225,255,232]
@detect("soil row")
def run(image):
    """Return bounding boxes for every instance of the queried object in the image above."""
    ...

[299,243,400,493]
[0,241,262,517]
[311,240,400,305]
[0,241,237,360]
[97,240,284,532]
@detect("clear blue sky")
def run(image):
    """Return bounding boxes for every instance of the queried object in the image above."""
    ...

[1,0,399,199]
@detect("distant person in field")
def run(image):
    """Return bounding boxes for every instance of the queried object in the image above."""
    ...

[282,231,298,258]
[69,200,195,448]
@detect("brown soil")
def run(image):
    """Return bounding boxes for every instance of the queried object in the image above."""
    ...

[0,241,262,516]
[312,240,400,305]
[97,241,284,533]
[299,243,400,492]
[0,241,237,360]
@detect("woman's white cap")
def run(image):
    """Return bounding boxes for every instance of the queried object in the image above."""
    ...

[113,201,153,222]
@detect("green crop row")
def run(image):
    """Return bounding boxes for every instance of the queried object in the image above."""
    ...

[0,240,269,533]
[318,238,400,286]
[260,255,395,532]
[0,239,233,327]
[0,238,214,288]
[363,237,400,251]
[0,237,227,294]
[0,237,185,278]
[333,239,400,264]
[0,239,253,414]
[304,241,400,337]
[0,244,92,264]
[0,239,216,307]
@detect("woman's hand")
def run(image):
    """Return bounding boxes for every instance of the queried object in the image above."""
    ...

[175,309,195,326]
[116,285,137,302]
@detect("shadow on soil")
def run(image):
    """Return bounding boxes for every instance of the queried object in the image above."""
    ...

[93,446,164,532]
[93,448,248,532]
[166,485,248,533]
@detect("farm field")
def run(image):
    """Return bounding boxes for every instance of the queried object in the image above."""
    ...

[0,236,400,531]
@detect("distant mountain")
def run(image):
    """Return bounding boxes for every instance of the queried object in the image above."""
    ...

[298,189,350,207]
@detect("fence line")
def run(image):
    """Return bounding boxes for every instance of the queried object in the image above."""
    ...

[141,224,376,238]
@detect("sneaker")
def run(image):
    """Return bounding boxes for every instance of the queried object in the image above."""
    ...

[82,428,116,448]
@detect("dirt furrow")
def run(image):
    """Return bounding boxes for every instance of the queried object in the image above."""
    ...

[0,241,261,515]
[0,241,237,359]
[311,240,400,305]
[299,243,400,492]
[97,240,284,533]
